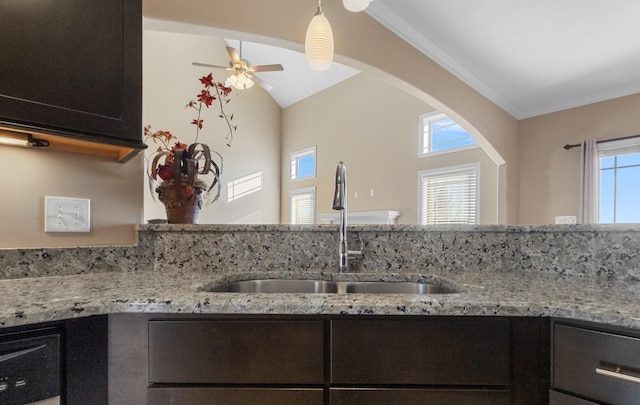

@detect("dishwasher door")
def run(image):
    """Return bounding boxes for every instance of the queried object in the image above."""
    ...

[0,332,60,405]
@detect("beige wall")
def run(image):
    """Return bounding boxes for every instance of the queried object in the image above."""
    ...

[518,93,640,224]
[143,30,282,224]
[143,0,519,223]
[282,73,498,224]
[0,147,144,249]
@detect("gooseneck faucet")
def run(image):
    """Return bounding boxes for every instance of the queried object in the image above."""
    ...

[332,162,361,272]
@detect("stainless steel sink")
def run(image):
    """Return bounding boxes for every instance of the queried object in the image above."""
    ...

[210,279,338,293]
[209,279,456,294]
[345,281,455,294]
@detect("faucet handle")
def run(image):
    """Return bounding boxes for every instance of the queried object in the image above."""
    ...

[347,239,364,259]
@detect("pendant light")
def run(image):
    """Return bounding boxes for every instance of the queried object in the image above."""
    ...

[305,0,334,71]
[342,0,372,12]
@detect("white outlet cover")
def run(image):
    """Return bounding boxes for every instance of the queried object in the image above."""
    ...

[45,196,91,233]
[555,215,577,224]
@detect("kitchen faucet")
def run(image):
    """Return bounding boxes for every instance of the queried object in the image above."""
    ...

[332,161,361,272]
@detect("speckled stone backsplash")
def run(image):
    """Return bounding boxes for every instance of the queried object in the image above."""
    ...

[1,224,639,280]
[0,232,154,280]
[141,224,640,280]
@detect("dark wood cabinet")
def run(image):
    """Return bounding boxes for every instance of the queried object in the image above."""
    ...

[65,315,109,405]
[147,387,324,405]
[148,318,325,385]
[0,0,144,160]
[331,317,510,385]
[549,390,599,405]
[146,315,548,405]
[551,320,640,405]
[329,388,511,405]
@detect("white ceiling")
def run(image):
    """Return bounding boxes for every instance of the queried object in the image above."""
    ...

[224,39,360,108]
[148,1,640,118]
[367,0,640,119]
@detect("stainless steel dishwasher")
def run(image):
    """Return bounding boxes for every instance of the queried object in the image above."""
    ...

[0,327,60,405]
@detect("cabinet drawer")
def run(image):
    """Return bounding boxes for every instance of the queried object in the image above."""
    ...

[331,317,510,385]
[330,388,510,405]
[148,319,324,384]
[147,387,324,405]
[554,324,640,404]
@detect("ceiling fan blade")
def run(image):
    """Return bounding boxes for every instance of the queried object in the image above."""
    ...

[192,62,230,70]
[252,64,284,72]
[251,75,275,92]
[226,46,242,65]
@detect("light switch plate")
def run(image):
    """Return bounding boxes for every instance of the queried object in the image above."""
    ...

[45,196,91,232]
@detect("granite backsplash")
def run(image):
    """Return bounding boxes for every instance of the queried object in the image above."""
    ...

[1,224,639,280]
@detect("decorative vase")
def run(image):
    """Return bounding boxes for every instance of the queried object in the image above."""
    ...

[156,179,206,224]
[149,146,221,224]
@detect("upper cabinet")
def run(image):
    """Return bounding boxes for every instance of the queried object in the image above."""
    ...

[0,0,144,162]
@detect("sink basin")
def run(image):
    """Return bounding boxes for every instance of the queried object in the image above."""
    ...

[209,279,456,294]
[210,279,338,293]
[345,281,455,294]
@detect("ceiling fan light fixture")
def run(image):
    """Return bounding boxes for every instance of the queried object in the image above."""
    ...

[305,2,334,71]
[342,0,372,12]
[226,72,255,90]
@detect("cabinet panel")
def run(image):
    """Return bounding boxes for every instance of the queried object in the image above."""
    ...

[148,319,324,384]
[330,388,510,405]
[331,317,510,385]
[554,324,640,405]
[66,315,108,405]
[549,390,598,405]
[0,0,142,145]
[148,387,324,405]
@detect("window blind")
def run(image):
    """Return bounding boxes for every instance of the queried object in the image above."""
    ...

[289,187,316,224]
[420,165,478,225]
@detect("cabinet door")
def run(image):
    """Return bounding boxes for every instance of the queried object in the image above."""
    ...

[331,317,510,385]
[148,387,324,405]
[149,319,324,384]
[330,388,510,405]
[0,0,142,145]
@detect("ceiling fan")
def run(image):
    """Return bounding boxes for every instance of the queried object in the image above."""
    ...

[193,42,284,91]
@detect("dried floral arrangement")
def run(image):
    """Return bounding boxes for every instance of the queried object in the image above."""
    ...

[144,73,237,210]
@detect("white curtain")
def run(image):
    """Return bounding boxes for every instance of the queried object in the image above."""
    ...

[579,138,598,223]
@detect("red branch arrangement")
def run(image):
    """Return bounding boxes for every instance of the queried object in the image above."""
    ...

[144,73,236,204]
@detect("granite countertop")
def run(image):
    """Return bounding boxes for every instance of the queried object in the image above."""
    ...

[1,267,639,330]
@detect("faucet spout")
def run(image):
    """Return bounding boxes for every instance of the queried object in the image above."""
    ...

[332,162,346,211]
[332,162,360,272]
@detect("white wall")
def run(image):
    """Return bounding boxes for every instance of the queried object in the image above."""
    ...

[143,30,282,224]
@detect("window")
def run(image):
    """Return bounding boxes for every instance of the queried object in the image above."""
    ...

[598,137,640,223]
[289,187,316,224]
[419,163,479,225]
[420,112,477,156]
[290,147,316,180]
[227,170,263,202]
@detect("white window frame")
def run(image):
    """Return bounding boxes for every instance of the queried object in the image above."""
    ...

[418,163,480,225]
[419,112,478,158]
[290,146,317,181]
[597,137,640,223]
[289,187,316,224]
